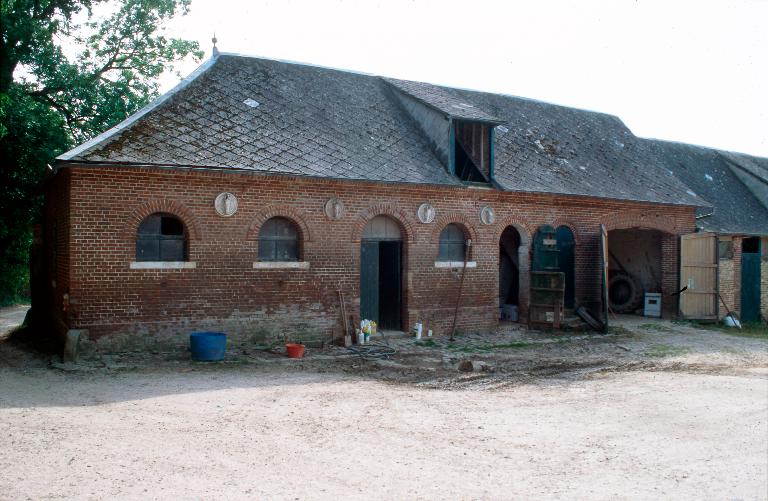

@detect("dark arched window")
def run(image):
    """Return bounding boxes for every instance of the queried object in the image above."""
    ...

[438,223,467,261]
[136,213,187,261]
[259,217,299,261]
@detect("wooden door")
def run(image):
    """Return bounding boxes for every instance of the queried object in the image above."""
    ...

[360,241,379,324]
[556,226,575,309]
[599,224,609,330]
[679,232,718,319]
[741,245,761,322]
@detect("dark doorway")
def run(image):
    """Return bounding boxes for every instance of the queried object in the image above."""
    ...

[741,237,761,322]
[360,216,404,331]
[499,226,521,320]
[607,229,663,315]
[556,226,575,309]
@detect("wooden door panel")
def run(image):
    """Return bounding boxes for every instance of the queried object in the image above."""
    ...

[679,232,718,319]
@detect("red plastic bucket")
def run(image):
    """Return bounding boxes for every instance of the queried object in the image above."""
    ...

[285,343,305,358]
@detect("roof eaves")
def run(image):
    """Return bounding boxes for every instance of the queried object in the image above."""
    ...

[56,55,220,161]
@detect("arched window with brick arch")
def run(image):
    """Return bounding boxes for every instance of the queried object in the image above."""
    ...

[258,217,300,261]
[438,223,468,262]
[136,213,188,262]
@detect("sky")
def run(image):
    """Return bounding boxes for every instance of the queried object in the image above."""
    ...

[159,0,768,157]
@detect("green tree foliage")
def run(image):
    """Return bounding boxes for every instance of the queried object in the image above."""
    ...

[0,0,203,305]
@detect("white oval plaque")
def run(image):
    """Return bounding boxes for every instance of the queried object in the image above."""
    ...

[417,203,435,224]
[324,197,345,220]
[479,206,495,225]
[214,192,238,217]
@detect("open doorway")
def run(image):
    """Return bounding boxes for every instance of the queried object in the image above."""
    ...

[499,226,521,321]
[360,216,403,331]
[607,229,663,315]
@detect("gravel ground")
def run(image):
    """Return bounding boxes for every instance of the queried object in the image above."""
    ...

[0,315,766,500]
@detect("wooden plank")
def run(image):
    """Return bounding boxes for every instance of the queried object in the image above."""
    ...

[600,224,609,330]
[679,232,718,319]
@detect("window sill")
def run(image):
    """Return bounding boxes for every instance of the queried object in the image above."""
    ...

[130,261,196,270]
[253,261,310,270]
[434,261,477,268]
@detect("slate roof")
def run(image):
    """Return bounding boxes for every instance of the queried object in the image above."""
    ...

[60,55,462,186]
[384,78,505,123]
[641,139,768,235]
[58,53,704,206]
[403,84,703,206]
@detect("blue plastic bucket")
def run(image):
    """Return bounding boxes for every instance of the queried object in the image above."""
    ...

[189,332,227,361]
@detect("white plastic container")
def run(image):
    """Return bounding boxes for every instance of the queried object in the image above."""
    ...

[644,293,662,318]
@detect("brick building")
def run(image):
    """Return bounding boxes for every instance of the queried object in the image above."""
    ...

[647,140,768,322]
[43,53,709,349]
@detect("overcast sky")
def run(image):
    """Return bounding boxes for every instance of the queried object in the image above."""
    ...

[161,0,768,157]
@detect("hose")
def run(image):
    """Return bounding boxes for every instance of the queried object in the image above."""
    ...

[346,342,396,360]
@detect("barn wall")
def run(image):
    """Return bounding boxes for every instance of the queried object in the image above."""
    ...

[50,166,696,349]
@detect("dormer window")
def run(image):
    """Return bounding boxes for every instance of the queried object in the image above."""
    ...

[453,120,493,183]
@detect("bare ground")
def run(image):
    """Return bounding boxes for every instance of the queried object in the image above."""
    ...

[1,315,766,500]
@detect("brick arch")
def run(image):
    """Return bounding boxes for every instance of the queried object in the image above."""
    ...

[430,213,479,243]
[550,220,581,244]
[126,199,201,240]
[492,217,532,246]
[246,205,312,242]
[350,204,415,243]
[601,210,678,234]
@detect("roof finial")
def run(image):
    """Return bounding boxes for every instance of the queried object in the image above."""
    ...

[212,33,219,57]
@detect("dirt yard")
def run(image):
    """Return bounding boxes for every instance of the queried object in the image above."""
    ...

[1,316,766,500]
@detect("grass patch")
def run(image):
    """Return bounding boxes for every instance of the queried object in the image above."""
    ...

[637,323,675,333]
[702,322,768,340]
[414,339,437,348]
[448,341,534,353]
[607,325,633,336]
[644,343,691,358]
[675,319,768,340]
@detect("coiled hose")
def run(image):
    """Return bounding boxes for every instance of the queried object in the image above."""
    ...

[347,342,396,360]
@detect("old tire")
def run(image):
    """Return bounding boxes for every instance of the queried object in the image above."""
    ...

[609,272,642,313]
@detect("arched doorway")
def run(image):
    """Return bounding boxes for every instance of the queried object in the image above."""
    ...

[360,216,403,330]
[555,226,575,309]
[499,226,521,320]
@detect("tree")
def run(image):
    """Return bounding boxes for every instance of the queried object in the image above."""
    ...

[0,0,203,305]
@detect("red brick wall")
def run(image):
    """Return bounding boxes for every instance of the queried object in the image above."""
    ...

[47,165,696,346]
[43,168,72,336]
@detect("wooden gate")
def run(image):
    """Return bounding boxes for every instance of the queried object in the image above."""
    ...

[599,224,609,330]
[679,232,718,319]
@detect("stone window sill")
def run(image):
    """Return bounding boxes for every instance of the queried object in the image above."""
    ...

[253,261,310,270]
[130,261,197,270]
[434,261,477,268]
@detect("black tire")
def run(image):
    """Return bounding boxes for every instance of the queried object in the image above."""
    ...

[609,272,643,313]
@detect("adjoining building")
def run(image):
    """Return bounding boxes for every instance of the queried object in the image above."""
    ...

[42,53,720,348]
[645,140,768,322]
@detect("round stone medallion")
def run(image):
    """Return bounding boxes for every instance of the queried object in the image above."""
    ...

[417,203,436,224]
[479,206,496,225]
[214,192,238,217]
[324,197,345,220]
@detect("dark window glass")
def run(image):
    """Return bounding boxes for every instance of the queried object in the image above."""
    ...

[259,217,299,261]
[136,213,187,261]
[438,224,467,261]
[742,237,760,254]
[718,240,734,260]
